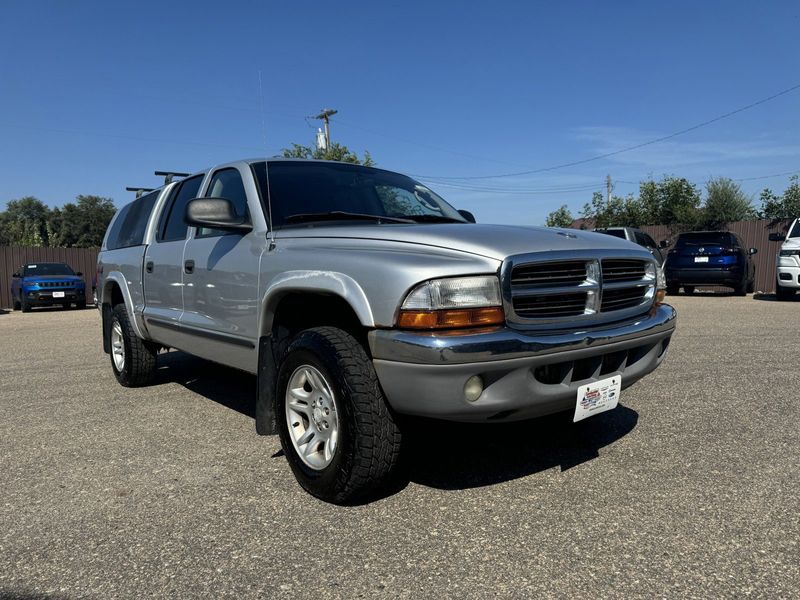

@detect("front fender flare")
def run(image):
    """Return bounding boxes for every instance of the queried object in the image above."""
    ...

[259,270,374,336]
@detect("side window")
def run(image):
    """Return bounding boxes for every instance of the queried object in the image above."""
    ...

[159,175,204,242]
[198,168,250,237]
[106,191,159,250]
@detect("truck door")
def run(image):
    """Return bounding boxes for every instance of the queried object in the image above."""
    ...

[180,165,261,373]
[142,174,204,348]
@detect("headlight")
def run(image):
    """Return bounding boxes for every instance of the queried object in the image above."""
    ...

[398,275,504,330]
[779,249,800,257]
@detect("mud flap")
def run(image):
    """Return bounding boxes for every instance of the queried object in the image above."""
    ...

[256,335,278,435]
[102,303,112,354]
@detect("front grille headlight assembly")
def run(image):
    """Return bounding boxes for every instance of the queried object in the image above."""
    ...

[397,275,504,330]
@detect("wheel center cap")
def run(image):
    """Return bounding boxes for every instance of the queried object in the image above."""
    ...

[313,406,325,427]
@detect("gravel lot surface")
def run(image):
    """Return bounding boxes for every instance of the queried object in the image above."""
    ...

[1,294,798,599]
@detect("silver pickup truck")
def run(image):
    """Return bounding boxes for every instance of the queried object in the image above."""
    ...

[98,158,676,503]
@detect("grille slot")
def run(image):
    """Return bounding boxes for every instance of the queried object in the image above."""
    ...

[37,281,74,288]
[601,287,648,311]
[511,260,587,287]
[513,292,587,318]
[601,259,647,283]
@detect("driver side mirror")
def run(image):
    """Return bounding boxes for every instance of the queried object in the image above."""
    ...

[769,233,786,242]
[76,272,83,277]
[748,248,758,255]
[12,272,20,278]
[185,198,252,233]
[659,240,670,249]
[458,209,476,223]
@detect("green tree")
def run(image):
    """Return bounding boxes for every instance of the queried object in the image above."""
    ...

[545,204,575,227]
[50,195,116,247]
[281,142,374,166]
[657,176,702,227]
[702,177,755,229]
[0,196,51,246]
[760,175,800,219]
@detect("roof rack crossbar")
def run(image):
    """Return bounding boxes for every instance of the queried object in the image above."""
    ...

[155,170,191,184]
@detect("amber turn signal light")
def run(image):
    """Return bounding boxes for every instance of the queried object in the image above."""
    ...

[397,306,504,330]
[655,289,666,305]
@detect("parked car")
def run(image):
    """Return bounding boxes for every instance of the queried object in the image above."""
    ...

[11,262,87,312]
[664,231,757,295]
[593,227,668,266]
[770,218,800,300]
[97,158,675,503]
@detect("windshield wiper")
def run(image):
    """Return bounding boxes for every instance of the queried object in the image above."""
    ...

[404,214,465,223]
[283,211,415,225]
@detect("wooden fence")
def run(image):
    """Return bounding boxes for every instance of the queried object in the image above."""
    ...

[635,219,792,293]
[0,246,99,309]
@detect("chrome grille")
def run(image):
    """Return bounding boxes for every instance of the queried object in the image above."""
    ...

[504,252,656,326]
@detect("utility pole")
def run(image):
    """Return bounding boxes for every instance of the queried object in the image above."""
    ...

[606,174,613,206]
[314,108,338,149]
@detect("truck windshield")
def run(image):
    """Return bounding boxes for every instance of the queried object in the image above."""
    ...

[789,220,800,238]
[258,161,467,228]
[24,263,75,276]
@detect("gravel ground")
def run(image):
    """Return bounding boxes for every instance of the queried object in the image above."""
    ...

[1,295,798,599]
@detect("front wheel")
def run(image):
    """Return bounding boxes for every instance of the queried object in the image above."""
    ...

[109,304,157,387]
[12,293,21,311]
[277,326,402,504]
[776,279,795,300]
[21,295,31,313]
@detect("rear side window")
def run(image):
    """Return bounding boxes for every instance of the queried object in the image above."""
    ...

[597,229,627,239]
[159,175,204,242]
[197,168,250,237]
[106,191,159,250]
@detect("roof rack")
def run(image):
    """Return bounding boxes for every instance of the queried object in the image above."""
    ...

[155,170,191,184]
[125,186,155,199]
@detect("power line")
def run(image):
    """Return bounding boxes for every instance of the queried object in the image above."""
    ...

[411,83,800,181]
[614,169,800,186]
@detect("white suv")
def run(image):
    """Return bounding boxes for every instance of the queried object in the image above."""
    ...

[775,218,800,300]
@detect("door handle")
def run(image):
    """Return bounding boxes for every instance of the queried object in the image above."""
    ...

[145,261,154,273]
[184,259,195,274]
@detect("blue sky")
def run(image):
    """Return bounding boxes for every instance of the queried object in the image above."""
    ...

[1,0,798,224]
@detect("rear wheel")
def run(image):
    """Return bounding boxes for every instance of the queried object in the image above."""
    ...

[109,303,157,387]
[733,281,747,296]
[683,285,695,295]
[746,279,754,294]
[77,298,86,310]
[62,302,71,310]
[776,278,795,300]
[277,326,403,504]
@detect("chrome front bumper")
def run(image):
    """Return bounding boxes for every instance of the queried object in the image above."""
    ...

[369,304,676,422]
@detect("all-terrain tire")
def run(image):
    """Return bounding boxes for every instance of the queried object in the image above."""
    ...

[276,326,403,504]
[776,278,795,300]
[110,303,157,387]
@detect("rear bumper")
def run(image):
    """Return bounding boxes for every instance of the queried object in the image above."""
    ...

[369,304,676,422]
[665,267,743,286]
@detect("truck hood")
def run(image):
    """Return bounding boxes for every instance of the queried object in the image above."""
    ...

[781,238,800,251]
[276,223,644,261]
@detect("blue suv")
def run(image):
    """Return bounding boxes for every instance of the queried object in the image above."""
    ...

[665,231,757,296]
[11,262,87,312]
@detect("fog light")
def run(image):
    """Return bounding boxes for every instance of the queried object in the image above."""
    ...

[464,375,484,402]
